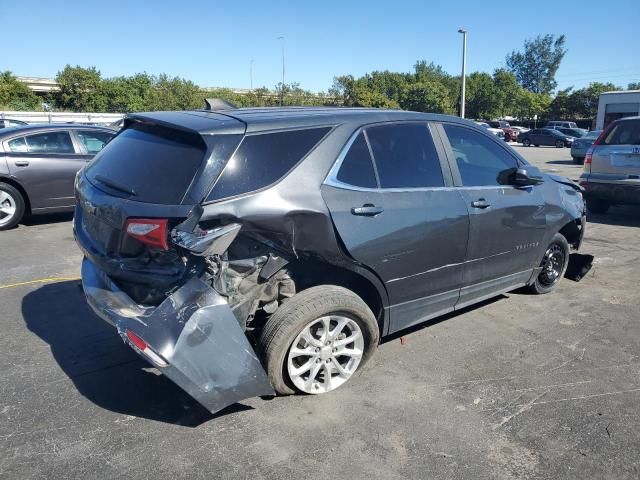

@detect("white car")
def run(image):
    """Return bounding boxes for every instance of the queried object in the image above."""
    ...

[511,126,530,134]
[475,122,506,140]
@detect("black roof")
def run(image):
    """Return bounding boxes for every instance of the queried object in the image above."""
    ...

[127,107,476,135]
[0,123,117,138]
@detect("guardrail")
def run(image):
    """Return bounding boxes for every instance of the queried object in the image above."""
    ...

[0,111,124,125]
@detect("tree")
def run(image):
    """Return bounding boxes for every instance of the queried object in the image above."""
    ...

[143,74,203,111]
[506,34,567,94]
[55,65,104,112]
[627,81,640,90]
[0,71,41,110]
[98,74,153,112]
[399,81,454,113]
[513,90,552,124]
[492,69,521,118]
[465,72,499,119]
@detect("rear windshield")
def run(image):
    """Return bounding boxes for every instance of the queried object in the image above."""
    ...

[86,124,207,204]
[602,119,640,146]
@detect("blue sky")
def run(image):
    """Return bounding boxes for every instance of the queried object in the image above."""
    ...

[2,0,639,93]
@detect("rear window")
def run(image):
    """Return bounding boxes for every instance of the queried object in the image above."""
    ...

[207,127,331,202]
[602,119,640,146]
[86,124,208,204]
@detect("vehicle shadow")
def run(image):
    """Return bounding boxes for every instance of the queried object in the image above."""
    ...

[21,280,251,427]
[381,296,505,344]
[546,160,580,166]
[20,212,74,227]
[587,205,640,228]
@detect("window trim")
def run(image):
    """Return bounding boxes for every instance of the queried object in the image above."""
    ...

[324,121,453,192]
[437,121,525,189]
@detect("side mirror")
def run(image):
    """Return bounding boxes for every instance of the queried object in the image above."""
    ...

[514,167,544,186]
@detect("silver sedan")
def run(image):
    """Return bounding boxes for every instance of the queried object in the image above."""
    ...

[571,130,601,164]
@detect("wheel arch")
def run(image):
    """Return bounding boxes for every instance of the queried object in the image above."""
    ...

[285,258,389,337]
[558,217,584,249]
[0,176,30,214]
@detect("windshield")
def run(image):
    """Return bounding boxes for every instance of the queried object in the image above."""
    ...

[585,130,601,139]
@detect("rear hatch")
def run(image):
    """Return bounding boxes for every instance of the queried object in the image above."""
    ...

[74,112,245,304]
[589,118,640,180]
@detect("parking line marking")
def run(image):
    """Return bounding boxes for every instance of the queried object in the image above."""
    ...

[0,277,80,290]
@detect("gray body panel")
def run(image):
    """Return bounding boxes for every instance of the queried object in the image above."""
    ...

[74,107,586,413]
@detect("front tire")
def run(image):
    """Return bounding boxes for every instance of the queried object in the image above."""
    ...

[555,140,564,148]
[528,233,570,294]
[259,285,379,395]
[0,182,25,231]
[522,139,531,147]
[572,156,584,165]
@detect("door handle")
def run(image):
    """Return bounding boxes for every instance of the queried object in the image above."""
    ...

[14,160,29,167]
[351,204,384,216]
[471,199,491,209]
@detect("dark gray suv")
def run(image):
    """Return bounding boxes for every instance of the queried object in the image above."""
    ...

[74,108,586,414]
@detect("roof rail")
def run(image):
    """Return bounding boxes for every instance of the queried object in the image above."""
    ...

[204,98,237,110]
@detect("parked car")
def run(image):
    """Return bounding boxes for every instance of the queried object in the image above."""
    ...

[519,128,575,148]
[0,124,116,229]
[580,116,640,213]
[488,120,519,142]
[549,127,588,138]
[475,121,506,140]
[0,118,28,129]
[546,121,579,129]
[75,107,587,414]
[570,130,602,164]
[511,126,530,134]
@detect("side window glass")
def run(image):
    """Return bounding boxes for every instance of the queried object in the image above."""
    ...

[8,137,28,152]
[365,123,444,188]
[336,132,378,188]
[444,124,518,187]
[207,127,330,201]
[24,131,75,154]
[77,130,114,154]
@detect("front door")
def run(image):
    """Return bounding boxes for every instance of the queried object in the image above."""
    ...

[321,123,469,334]
[5,130,84,210]
[440,123,548,307]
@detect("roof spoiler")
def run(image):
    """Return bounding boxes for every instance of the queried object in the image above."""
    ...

[204,98,237,111]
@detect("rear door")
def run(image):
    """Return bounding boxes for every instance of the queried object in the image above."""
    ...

[590,118,640,179]
[321,122,469,333]
[5,129,85,210]
[440,123,547,307]
[538,129,554,146]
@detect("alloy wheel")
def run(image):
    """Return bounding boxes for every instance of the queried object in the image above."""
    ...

[0,190,17,228]
[287,315,364,394]
[539,244,565,287]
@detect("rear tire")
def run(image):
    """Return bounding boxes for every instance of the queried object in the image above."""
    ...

[259,285,379,396]
[528,233,570,294]
[572,156,584,165]
[555,140,564,148]
[587,198,610,214]
[0,182,25,231]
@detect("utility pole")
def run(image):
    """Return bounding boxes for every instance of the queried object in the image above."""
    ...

[277,36,285,106]
[458,28,467,118]
[250,59,254,90]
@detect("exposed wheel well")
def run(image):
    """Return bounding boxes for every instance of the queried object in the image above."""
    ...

[559,218,583,249]
[0,177,30,214]
[286,259,386,334]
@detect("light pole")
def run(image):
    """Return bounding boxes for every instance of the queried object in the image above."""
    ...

[277,36,285,106]
[458,28,467,118]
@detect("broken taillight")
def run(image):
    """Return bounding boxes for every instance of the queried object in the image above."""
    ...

[124,218,169,250]
[125,329,169,367]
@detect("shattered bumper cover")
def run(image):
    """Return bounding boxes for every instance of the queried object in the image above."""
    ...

[81,257,274,414]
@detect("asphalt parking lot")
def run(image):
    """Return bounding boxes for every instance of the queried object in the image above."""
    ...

[1,145,639,479]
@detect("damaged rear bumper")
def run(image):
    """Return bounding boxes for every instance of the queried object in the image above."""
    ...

[81,257,275,414]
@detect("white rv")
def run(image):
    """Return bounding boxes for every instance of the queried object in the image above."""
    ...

[596,90,640,130]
